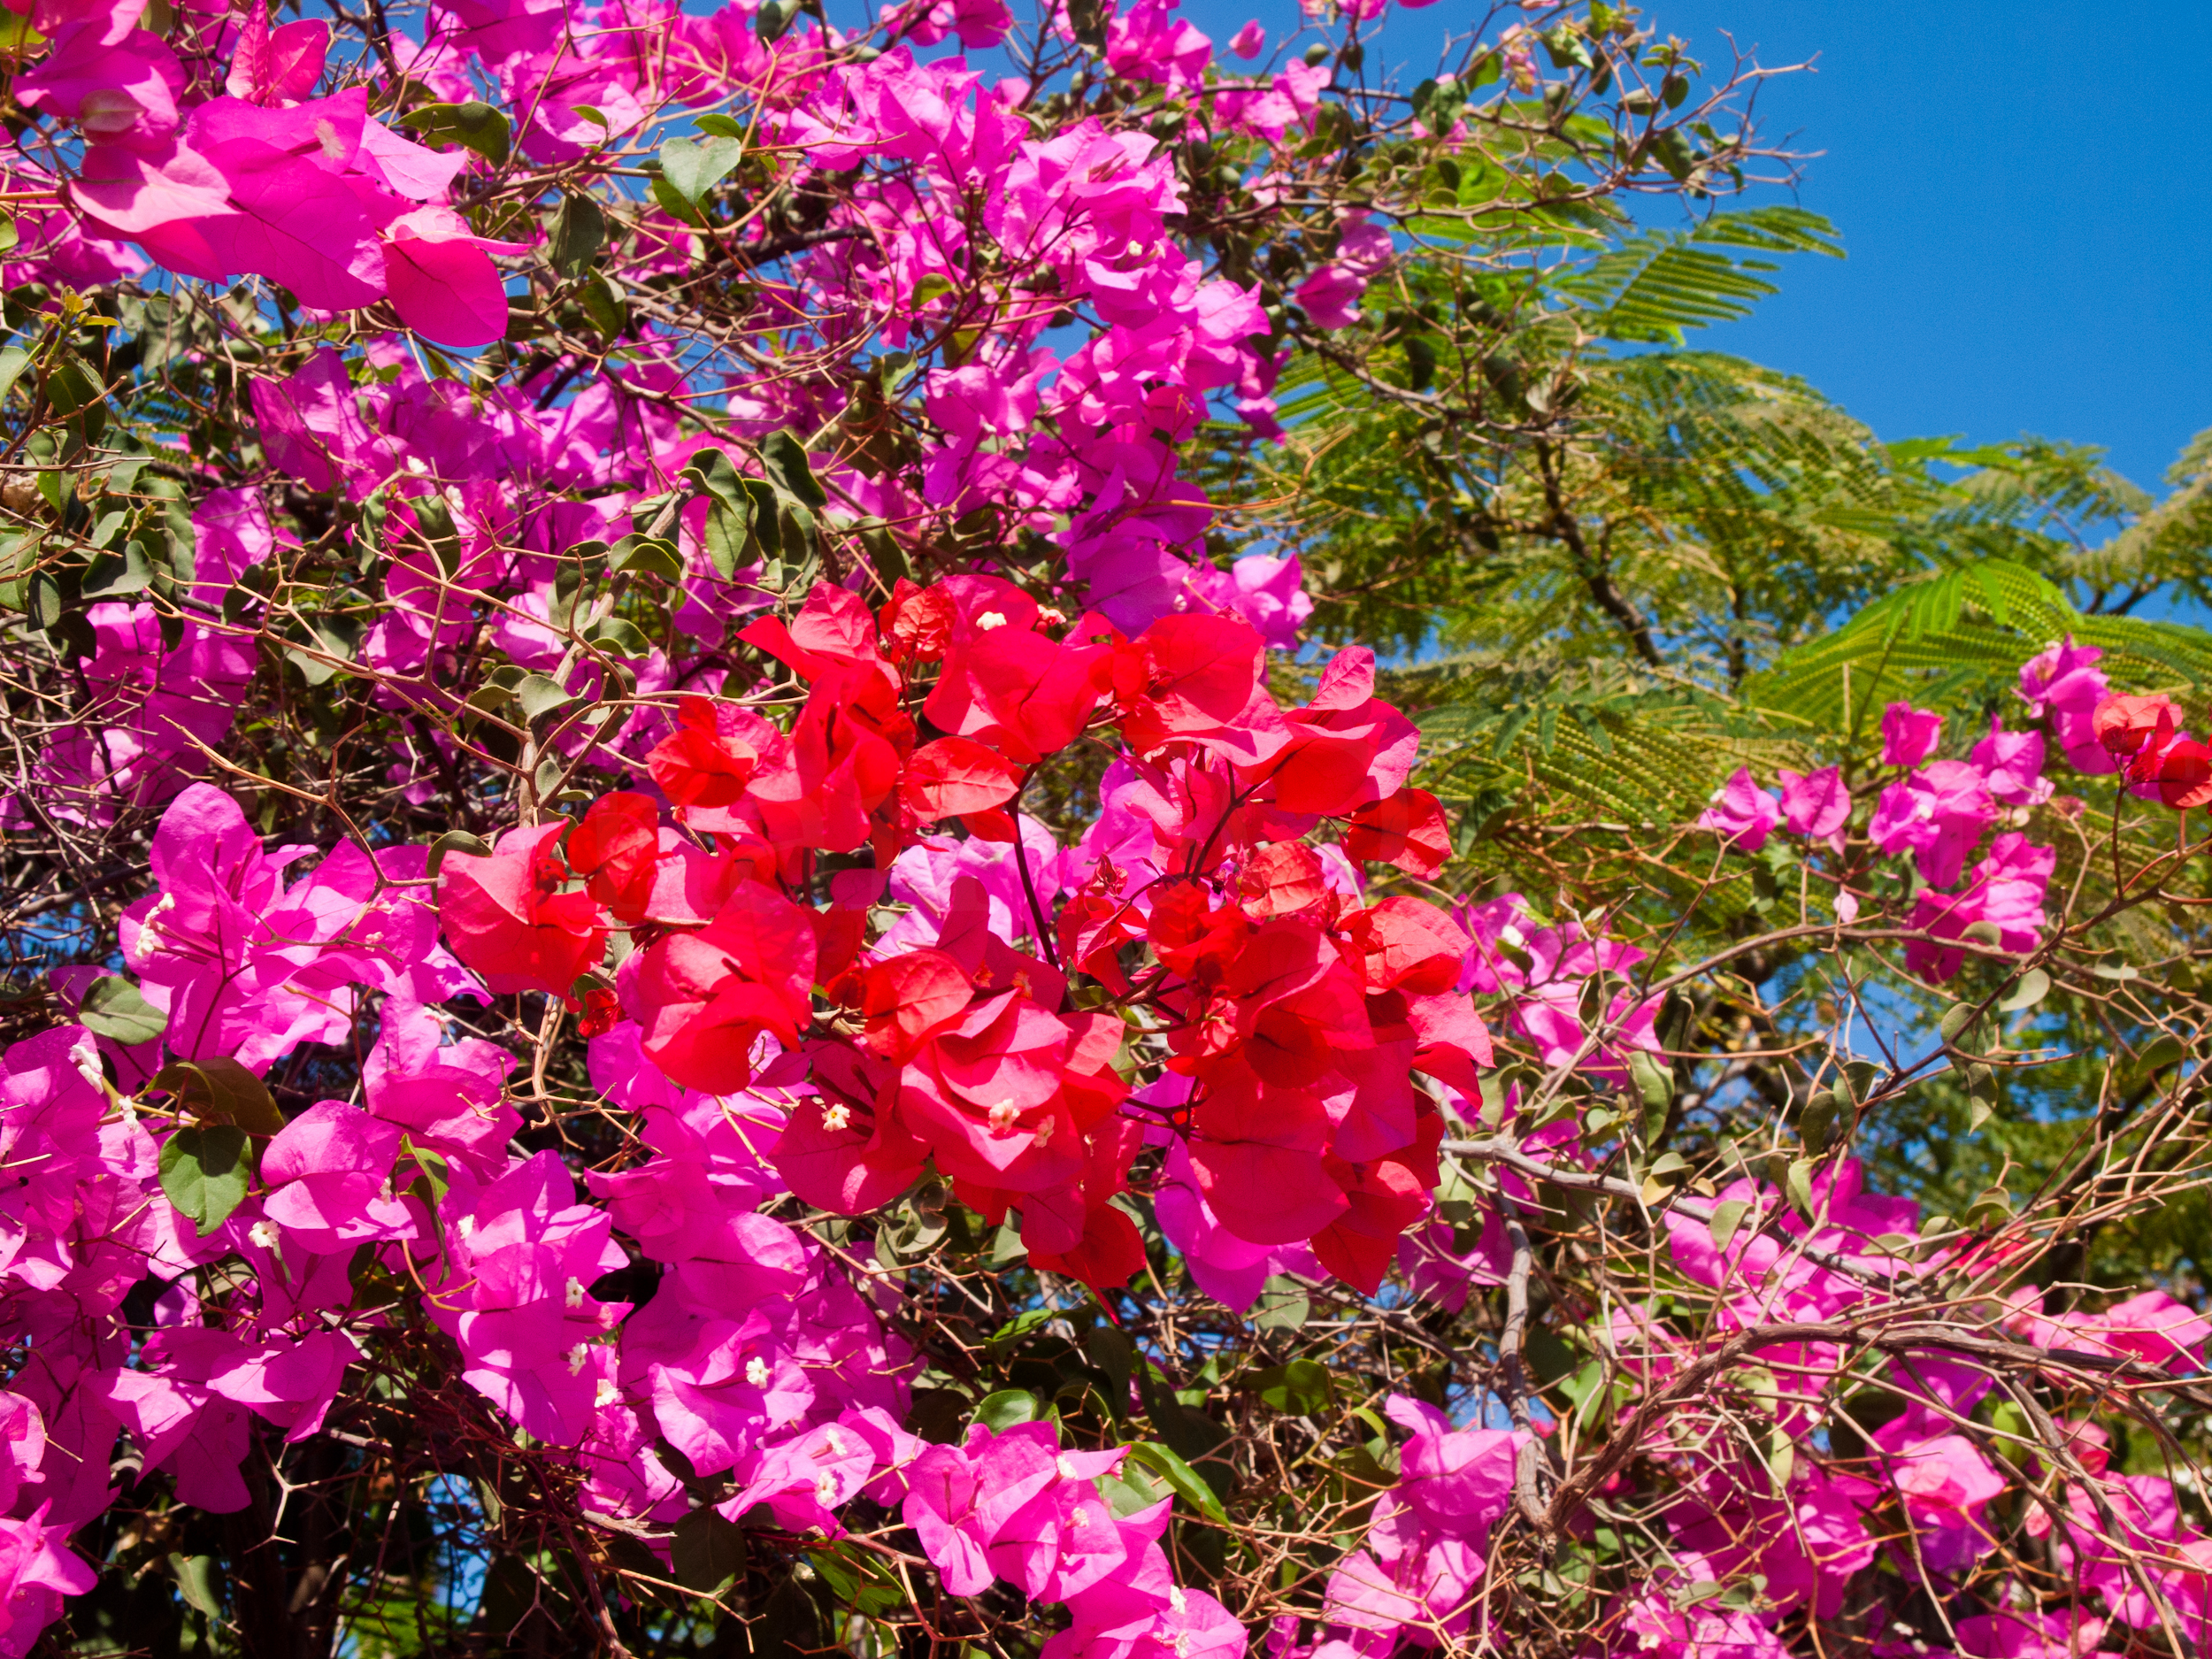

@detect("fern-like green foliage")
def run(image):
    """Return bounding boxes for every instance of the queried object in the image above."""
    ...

[1201,179,2212,865]
[1746,557,2212,736]
[1396,657,1780,834]
[1565,205,1846,344]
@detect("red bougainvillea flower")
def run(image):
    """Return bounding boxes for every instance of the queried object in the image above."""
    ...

[626,883,818,1094]
[648,696,760,809]
[2153,738,2212,810]
[2092,693,2179,759]
[1344,787,1451,879]
[565,791,661,919]
[439,823,605,995]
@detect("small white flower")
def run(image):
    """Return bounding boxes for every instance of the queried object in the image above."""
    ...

[987,1099,1021,1134]
[1497,922,1527,950]
[566,1342,590,1375]
[1169,1585,1187,1617]
[821,1102,852,1133]
[745,1356,771,1388]
[249,1220,280,1250]
[1056,1454,1078,1479]
[565,1276,587,1310]
[975,611,1008,631]
[67,1038,104,1093]
[457,1214,478,1238]
[1031,1115,1056,1148]
[824,1427,849,1457]
[594,1378,622,1409]
[813,1471,839,1506]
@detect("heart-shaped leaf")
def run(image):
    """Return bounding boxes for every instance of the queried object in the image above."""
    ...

[78,975,166,1047]
[659,135,744,207]
[149,1058,284,1135]
[158,1125,250,1237]
[399,101,511,166]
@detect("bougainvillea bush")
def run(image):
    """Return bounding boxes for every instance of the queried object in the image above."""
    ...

[3,0,2212,1654]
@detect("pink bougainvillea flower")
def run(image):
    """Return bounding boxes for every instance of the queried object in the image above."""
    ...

[1881,702,1943,767]
[1697,767,1781,850]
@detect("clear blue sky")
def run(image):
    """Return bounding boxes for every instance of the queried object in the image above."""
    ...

[1166,0,2212,494]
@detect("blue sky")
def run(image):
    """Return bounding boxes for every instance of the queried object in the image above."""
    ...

[1166,0,2212,495]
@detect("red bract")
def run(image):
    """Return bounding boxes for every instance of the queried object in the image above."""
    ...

[2092,693,2179,758]
[648,698,760,809]
[1314,1122,1444,1294]
[565,791,661,918]
[1186,1070,1345,1244]
[922,591,1110,765]
[2158,739,2212,810]
[1111,613,1279,758]
[439,823,606,995]
[901,737,1025,823]
[860,949,977,1060]
[627,883,818,1093]
[1257,649,1419,815]
[1343,787,1452,879]
[1341,897,1468,995]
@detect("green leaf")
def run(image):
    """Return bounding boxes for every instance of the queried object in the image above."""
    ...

[169,1554,219,1617]
[1083,1325,1134,1413]
[1124,1441,1225,1523]
[584,615,652,657]
[755,0,796,41]
[158,1125,250,1236]
[77,975,165,1047]
[683,448,747,505]
[760,430,828,509]
[974,1389,1042,1432]
[1251,1275,1310,1332]
[659,135,745,208]
[513,672,575,723]
[1708,1198,1750,1252]
[149,1057,284,1135]
[672,1507,747,1594]
[696,113,744,139]
[0,345,35,407]
[397,101,511,166]
[611,534,686,582]
[403,1139,451,1206]
[1627,1048,1672,1110]
[1939,1003,1981,1044]
[1099,1457,1173,1517]
[702,500,751,580]
[282,613,363,685]
[1250,1358,1333,1414]
[581,273,628,338]
[24,571,61,630]
[683,450,757,579]
[649,174,706,227]
[427,829,492,875]
[1785,1156,1816,1217]
[1799,1091,1838,1156]
[1999,968,2051,1013]
[546,192,606,280]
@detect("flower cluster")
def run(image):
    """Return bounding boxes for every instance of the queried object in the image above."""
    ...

[1694,651,2110,981]
[439,578,1487,1299]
